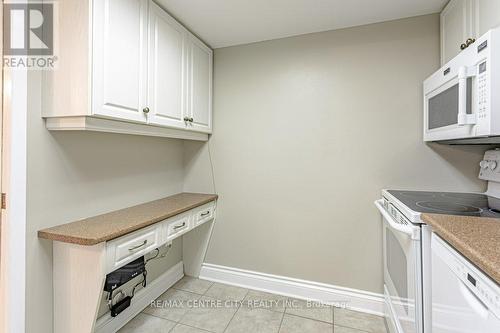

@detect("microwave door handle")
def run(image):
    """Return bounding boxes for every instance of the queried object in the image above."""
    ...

[458,66,478,126]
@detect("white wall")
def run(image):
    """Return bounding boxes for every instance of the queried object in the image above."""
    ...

[184,14,489,295]
[26,72,185,333]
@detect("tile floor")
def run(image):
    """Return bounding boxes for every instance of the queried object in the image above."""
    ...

[118,277,388,333]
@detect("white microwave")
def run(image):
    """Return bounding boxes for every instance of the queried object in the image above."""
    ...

[423,28,500,143]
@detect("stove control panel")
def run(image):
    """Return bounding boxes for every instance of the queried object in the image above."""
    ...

[479,149,500,182]
[386,201,410,226]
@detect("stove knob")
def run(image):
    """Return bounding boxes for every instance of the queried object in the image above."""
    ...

[489,161,498,170]
[480,160,489,169]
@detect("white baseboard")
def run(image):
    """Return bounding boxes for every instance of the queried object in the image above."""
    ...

[95,261,184,333]
[199,263,384,316]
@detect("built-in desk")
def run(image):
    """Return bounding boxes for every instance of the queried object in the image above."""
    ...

[38,192,218,333]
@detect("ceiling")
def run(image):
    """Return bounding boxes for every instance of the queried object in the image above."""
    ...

[155,0,448,48]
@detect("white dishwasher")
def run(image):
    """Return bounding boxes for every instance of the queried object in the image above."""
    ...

[431,233,500,333]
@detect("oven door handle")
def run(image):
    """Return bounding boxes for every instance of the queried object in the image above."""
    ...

[374,200,420,240]
[457,65,477,126]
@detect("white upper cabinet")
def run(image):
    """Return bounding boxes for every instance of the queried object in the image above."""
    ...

[93,0,149,123]
[147,2,187,129]
[475,0,500,36]
[147,4,213,133]
[43,0,213,141]
[440,0,474,65]
[187,37,213,133]
[441,0,500,65]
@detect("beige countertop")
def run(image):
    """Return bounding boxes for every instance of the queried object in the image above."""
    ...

[422,213,500,285]
[38,192,218,246]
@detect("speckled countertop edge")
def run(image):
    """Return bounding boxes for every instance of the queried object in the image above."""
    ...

[38,193,218,246]
[422,213,500,285]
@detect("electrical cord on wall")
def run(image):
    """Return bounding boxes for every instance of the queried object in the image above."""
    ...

[146,248,160,263]
[207,139,217,194]
[199,138,218,266]
[146,243,172,264]
[131,273,147,297]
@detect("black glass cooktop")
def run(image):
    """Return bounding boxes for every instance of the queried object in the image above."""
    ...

[387,190,500,218]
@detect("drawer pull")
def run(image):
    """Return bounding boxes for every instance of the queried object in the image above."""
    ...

[201,211,210,217]
[128,240,148,251]
[173,222,186,230]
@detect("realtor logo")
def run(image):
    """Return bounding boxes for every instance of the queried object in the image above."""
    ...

[3,2,57,69]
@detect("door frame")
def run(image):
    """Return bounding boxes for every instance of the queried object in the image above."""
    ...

[0,0,28,331]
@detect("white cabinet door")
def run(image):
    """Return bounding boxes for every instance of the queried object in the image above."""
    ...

[187,37,213,133]
[92,0,148,123]
[441,0,474,65]
[147,2,188,129]
[475,0,500,36]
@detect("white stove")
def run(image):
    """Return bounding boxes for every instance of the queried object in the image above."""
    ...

[375,149,500,333]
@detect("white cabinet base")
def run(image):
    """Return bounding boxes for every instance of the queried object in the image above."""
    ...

[45,116,208,141]
[183,220,215,277]
[53,242,106,333]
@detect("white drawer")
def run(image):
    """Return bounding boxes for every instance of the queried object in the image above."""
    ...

[192,202,216,227]
[164,213,191,241]
[106,224,161,273]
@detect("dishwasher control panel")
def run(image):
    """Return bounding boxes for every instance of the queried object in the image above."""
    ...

[432,233,500,319]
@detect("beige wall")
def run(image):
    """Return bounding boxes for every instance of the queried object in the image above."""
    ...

[184,14,488,294]
[24,12,491,333]
[26,72,185,333]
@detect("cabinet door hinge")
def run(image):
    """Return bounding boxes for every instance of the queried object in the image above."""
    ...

[1,193,6,209]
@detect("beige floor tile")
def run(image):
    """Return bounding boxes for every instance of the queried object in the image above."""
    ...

[243,290,287,312]
[225,306,283,333]
[170,323,212,333]
[204,282,249,302]
[179,296,238,333]
[173,276,214,295]
[279,314,333,333]
[118,313,176,333]
[285,298,333,323]
[143,288,201,322]
[334,325,369,333]
[334,308,387,333]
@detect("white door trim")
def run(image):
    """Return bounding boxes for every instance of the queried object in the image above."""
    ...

[199,263,385,316]
[0,68,28,333]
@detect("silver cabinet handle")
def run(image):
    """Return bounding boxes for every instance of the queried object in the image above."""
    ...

[183,116,190,122]
[201,211,210,217]
[128,240,147,251]
[183,117,194,123]
[143,107,150,114]
[173,222,186,230]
